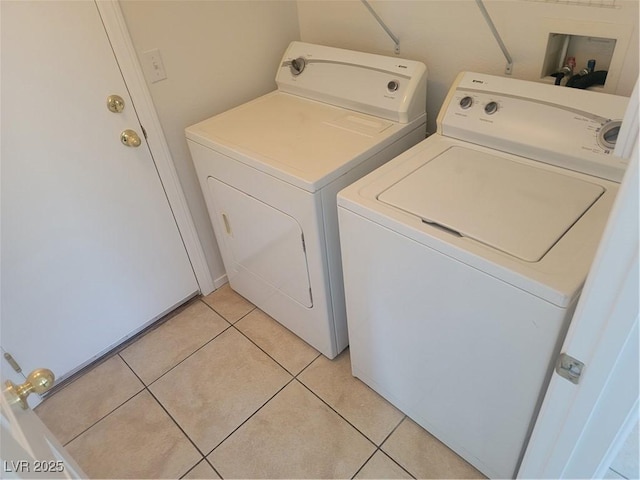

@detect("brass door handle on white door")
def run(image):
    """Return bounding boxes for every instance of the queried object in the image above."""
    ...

[120,129,142,148]
[5,368,55,409]
[107,94,125,113]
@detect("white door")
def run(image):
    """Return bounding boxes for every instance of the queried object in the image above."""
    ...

[1,369,85,479]
[517,83,639,478]
[1,1,199,383]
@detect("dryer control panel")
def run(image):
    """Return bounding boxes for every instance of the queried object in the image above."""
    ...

[438,72,630,182]
[276,42,427,124]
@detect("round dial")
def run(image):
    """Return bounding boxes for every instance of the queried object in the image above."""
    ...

[387,80,399,92]
[290,57,306,76]
[459,96,473,109]
[598,120,622,150]
[484,101,498,115]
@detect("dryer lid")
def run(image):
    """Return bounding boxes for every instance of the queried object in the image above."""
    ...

[185,92,404,193]
[378,147,605,262]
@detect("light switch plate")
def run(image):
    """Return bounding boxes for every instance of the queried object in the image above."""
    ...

[141,48,167,83]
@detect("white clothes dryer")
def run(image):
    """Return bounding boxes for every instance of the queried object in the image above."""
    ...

[186,42,427,358]
[337,72,629,478]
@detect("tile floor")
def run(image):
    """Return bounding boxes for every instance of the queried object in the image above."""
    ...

[35,285,486,479]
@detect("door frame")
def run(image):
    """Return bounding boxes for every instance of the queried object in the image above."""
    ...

[96,0,214,294]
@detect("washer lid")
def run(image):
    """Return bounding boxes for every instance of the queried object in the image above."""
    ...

[378,146,605,262]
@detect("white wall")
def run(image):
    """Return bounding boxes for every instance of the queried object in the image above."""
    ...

[119,1,300,287]
[118,0,636,286]
[297,0,639,134]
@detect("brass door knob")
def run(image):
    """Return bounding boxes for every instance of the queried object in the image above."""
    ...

[107,94,125,113]
[5,368,55,409]
[120,129,142,148]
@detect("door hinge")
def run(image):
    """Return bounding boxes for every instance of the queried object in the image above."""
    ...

[556,353,584,384]
[3,352,22,374]
[301,233,306,253]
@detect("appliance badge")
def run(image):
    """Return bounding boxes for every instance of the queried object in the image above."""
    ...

[472,79,485,84]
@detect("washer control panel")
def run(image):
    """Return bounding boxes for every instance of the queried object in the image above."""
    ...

[439,72,630,182]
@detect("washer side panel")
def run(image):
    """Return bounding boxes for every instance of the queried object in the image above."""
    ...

[338,207,570,479]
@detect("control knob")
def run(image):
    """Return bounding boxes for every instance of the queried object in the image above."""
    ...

[290,57,306,76]
[459,96,473,109]
[484,101,498,115]
[598,120,622,151]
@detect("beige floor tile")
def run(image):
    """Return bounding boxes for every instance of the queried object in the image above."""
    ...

[355,451,413,479]
[235,308,319,375]
[298,349,404,445]
[182,460,221,479]
[150,328,291,454]
[201,283,254,323]
[35,355,143,445]
[381,418,485,479]
[120,300,230,384]
[66,390,200,479]
[209,380,376,479]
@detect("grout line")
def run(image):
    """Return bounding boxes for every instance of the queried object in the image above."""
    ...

[293,380,415,480]
[204,457,224,480]
[379,414,407,447]
[204,377,296,458]
[143,322,233,388]
[60,293,416,479]
[118,296,298,471]
[295,351,323,377]
[61,388,144,448]
[380,416,418,479]
[349,446,415,480]
[60,355,146,447]
[347,415,415,480]
[58,295,232,400]
[43,297,202,399]
[199,295,256,325]
[230,319,321,377]
[179,457,206,480]
[200,293,320,380]
[146,386,209,458]
[120,354,212,464]
[295,378,379,448]
[350,448,379,479]
[209,305,414,477]
[377,446,417,479]
[120,355,232,480]
[374,414,417,478]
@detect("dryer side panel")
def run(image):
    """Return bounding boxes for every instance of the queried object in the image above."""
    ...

[187,140,337,358]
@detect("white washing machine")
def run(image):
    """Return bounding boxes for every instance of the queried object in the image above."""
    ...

[186,42,427,358]
[337,72,629,478]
